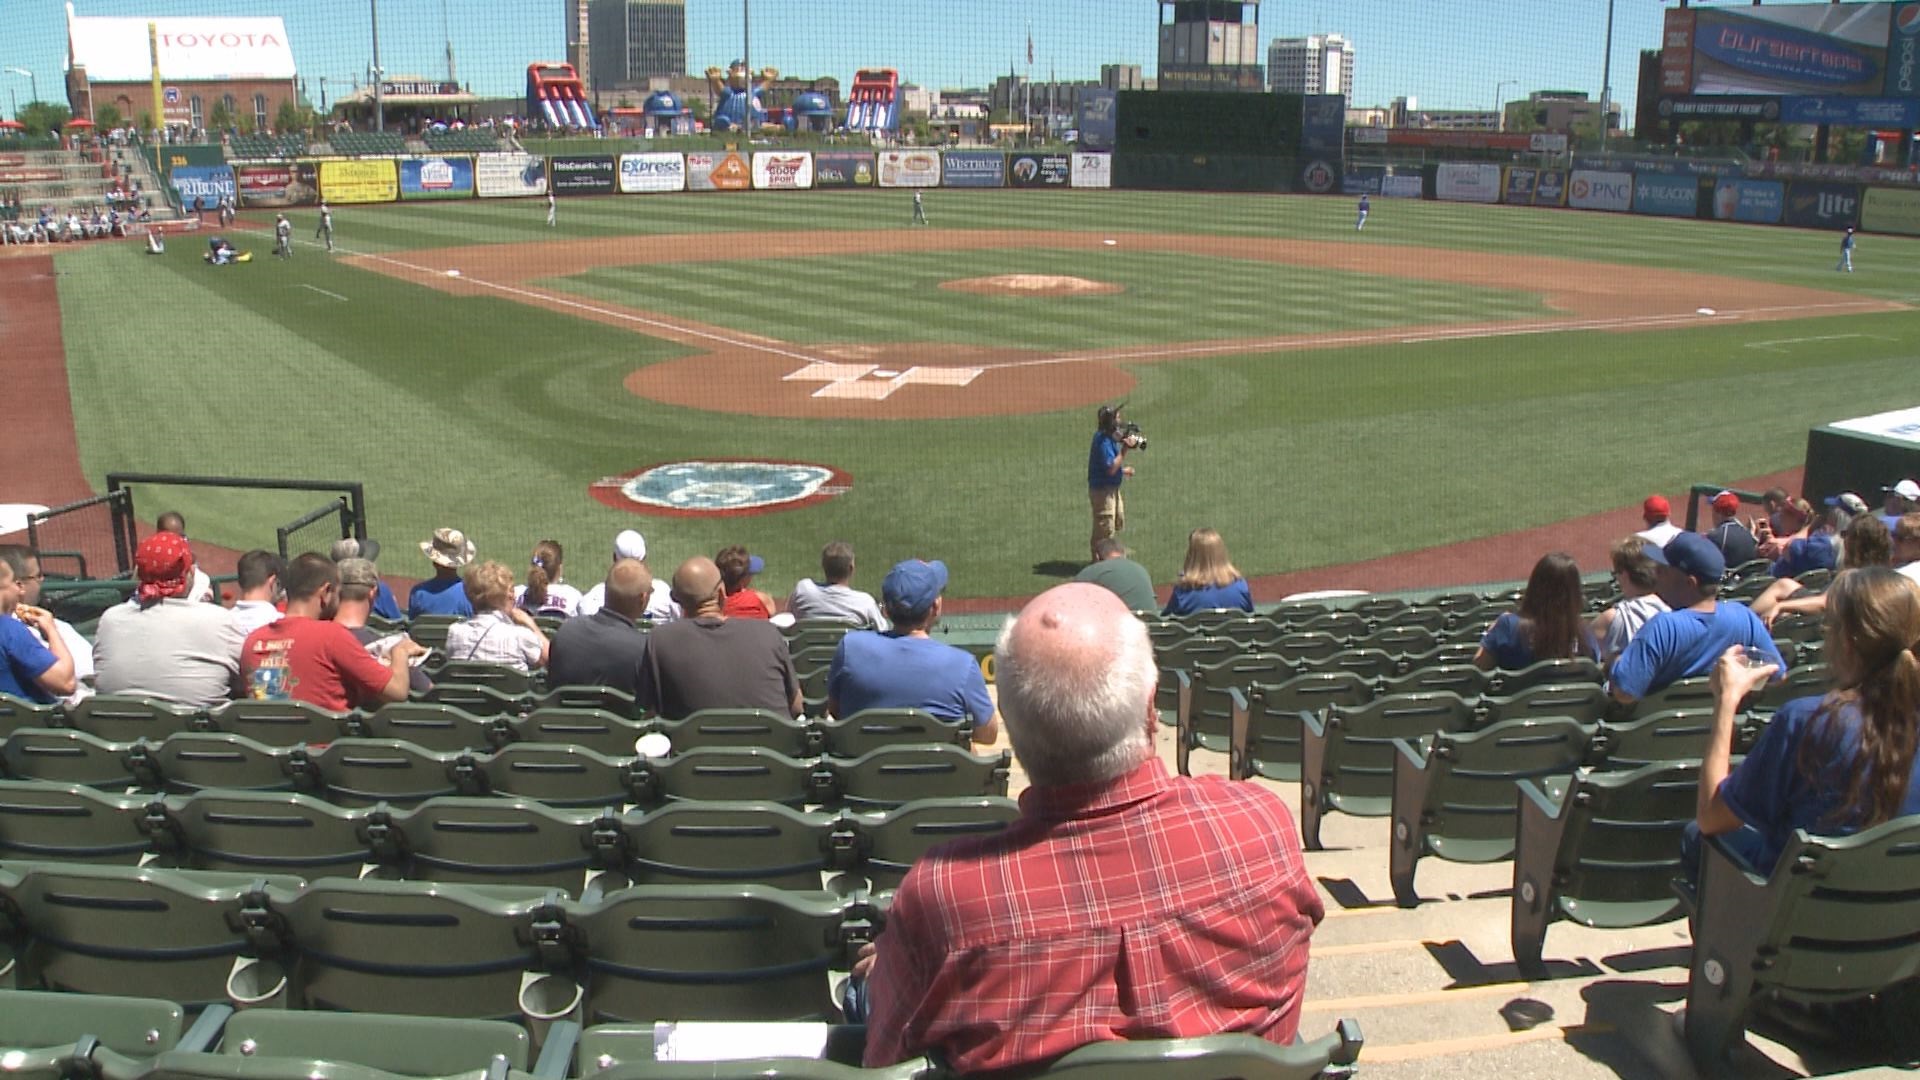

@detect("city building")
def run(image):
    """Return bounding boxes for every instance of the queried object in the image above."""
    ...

[1157,0,1263,93]
[1391,96,1500,131]
[587,0,686,92]
[1267,34,1353,98]
[1504,90,1621,133]
[64,11,298,133]
[1101,64,1145,91]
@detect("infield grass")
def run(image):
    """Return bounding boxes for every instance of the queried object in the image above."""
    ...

[48,189,1920,598]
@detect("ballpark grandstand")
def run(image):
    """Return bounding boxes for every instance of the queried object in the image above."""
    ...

[3,1,1920,1078]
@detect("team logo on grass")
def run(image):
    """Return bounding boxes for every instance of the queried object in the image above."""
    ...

[589,459,851,517]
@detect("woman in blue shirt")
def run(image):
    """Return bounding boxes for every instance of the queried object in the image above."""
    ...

[1694,567,1920,877]
[1162,527,1253,617]
[1473,552,1597,670]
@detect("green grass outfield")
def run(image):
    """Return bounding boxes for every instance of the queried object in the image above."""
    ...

[48,190,1920,599]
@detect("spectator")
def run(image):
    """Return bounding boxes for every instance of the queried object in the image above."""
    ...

[330,537,403,621]
[1636,495,1683,548]
[93,533,244,708]
[859,582,1322,1072]
[635,556,801,720]
[443,560,549,672]
[331,558,430,695]
[155,511,215,602]
[548,558,651,694]
[0,548,77,704]
[1162,527,1253,616]
[716,545,775,619]
[1898,513,1920,585]
[577,530,678,621]
[786,541,886,629]
[1074,537,1158,613]
[1702,490,1758,570]
[228,549,286,637]
[1752,513,1892,626]
[239,554,423,709]
[409,527,476,618]
[1589,538,1670,667]
[1610,533,1783,704]
[1880,479,1919,531]
[1770,497,1855,580]
[0,544,94,703]
[1755,495,1814,562]
[1473,553,1598,670]
[515,539,582,619]
[1688,567,1920,878]
[827,559,996,741]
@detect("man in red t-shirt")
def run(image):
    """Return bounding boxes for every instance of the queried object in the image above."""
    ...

[241,553,425,711]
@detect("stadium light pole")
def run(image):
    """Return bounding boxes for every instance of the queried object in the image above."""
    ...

[1598,0,1616,151]
[4,68,34,107]
[370,0,384,132]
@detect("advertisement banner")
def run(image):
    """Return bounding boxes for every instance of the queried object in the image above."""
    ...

[617,152,685,193]
[1681,3,1891,97]
[1302,94,1345,152]
[1749,160,1920,186]
[1436,162,1502,204]
[1382,175,1424,199]
[234,161,317,207]
[1784,180,1863,228]
[1862,186,1920,235]
[686,151,750,191]
[1299,159,1338,194]
[1077,88,1118,151]
[1710,177,1785,224]
[475,153,545,198]
[1662,8,1697,93]
[550,155,615,195]
[1534,169,1567,207]
[0,168,64,183]
[318,159,396,205]
[877,149,942,188]
[1008,153,1071,188]
[1528,133,1570,153]
[1504,167,1538,205]
[168,164,234,205]
[1780,96,1920,126]
[398,156,473,201]
[1568,169,1633,212]
[1657,96,1782,120]
[1342,168,1384,195]
[1888,2,1920,97]
[812,152,876,189]
[940,151,1006,188]
[1634,171,1702,217]
[1070,153,1113,189]
[751,152,813,190]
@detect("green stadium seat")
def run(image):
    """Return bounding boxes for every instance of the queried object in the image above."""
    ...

[1304,647,1398,682]
[0,988,222,1070]
[1475,681,1612,728]
[1616,675,1715,721]
[147,789,368,876]
[297,739,465,807]
[1234,672,1373,783]
[1,727,137,788]
[1351,624,1438,657]
[359,702,505,753]
[63,694,199,742]
[631,747,819,808]
[1153,635,1241,718]
[389,796,608,893]
[651,711,813,757]
[1386,716,1597,906]
[815,709,970,759]
[186,1010,543,1077]
[0,779,150,864]
[0,694,59,739]
[538,684,640,717]
[429,661,535,697]
[1751,662,1827,714]
[1022,1024,1364,1079]
[1588,708,1757,771]
[419,682,526,717]
[480,743,636,809]
[136,731,296,794]
[840,796,1020,894]
[516,707,650,756]
[824,745,1012,812]
[1487,657,1604,695]
[623,800,842,890]
[1375,663,1492,699]
[1176,653,1295,778]
[1272,631,1345,664]
[573,1022,919,1078]
[1294,611,1369,640]
[208,698,353,747]
[1299,692,1476,850]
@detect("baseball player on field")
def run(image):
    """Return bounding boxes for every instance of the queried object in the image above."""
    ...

[1356,193,1370,231]
[546,190,557,228]
[272,213,292,258]
[315,201,334,252]
[1837,226,1855,273]
[911,190,928,226]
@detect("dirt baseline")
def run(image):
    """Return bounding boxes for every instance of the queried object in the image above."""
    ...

[347,229,1904,420]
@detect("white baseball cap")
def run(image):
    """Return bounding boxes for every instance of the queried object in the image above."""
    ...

[613,529,647,562]
[1889,479,1920,502]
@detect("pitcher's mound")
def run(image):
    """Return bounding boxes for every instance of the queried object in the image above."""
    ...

[940,274,1124,297]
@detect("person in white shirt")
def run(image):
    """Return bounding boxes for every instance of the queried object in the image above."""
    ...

[514,539,583,618]
[786,540,888,630]
[1635,494,1684,548]
[0,545,93,705]
[228,549,286,639]
[1588,537,1670,666]
[444,560,549,673]
[577,529,679,622]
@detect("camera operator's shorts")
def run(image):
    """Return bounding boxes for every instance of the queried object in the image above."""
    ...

[1091,486,1125,555]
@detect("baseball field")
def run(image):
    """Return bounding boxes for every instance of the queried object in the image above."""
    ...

[18,188,1920,599]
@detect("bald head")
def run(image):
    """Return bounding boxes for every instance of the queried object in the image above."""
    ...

[995,582,1157,788]
[604,558,654,620]
[671,556,724,615]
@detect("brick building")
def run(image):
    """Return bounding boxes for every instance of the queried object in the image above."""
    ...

[64,9,298,134]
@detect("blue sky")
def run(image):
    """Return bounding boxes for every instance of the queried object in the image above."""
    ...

[5,0,1669,119]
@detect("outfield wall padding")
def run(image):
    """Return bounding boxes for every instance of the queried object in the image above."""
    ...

[398,156,474,201]
[318,159,397,204]
[1862,187,1920,236]
[1115,91,1304,154]
[1113,153,1296,193]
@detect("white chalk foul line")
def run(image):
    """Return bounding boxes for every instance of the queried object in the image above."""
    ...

[297,283,348,302]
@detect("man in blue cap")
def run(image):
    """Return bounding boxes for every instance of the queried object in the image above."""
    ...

[1609,532,1783,705]
[827,559,997,743]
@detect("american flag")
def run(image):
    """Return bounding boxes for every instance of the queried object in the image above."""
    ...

[1026,31,1034,66]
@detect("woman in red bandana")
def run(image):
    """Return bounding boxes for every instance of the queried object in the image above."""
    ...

[92,532,246,707]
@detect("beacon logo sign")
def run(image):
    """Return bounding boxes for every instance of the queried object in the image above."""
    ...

[589,460,851,518]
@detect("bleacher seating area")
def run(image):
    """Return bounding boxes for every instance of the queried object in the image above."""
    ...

[226,133,308,159]
[423,129,504,152]
[327,131,408,156]
[6,556,1919,1079]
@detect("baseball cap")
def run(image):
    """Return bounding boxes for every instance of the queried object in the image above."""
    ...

[421,527,476,569]
[1642,495,1670,522]
[1825,492,1870,515]
[336,558,381,590]
[1888,479,1920,502]
[329,537,382,563]
[1710,491,1741,514]
[882,559,948,618]
[747,554,765,574]
[1644,532,1726,585]
[613,530,647,562]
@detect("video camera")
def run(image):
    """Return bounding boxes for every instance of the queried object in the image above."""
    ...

[1100,402,1147,451]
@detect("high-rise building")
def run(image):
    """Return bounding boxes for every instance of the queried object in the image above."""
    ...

[587,0,687,90]
[1267,33,1353,98]
[1157,0,1264,93]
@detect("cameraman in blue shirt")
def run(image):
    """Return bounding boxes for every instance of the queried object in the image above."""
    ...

[1089,404,1142,562]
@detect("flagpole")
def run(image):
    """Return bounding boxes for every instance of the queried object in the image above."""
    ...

[1024,20,1032,141]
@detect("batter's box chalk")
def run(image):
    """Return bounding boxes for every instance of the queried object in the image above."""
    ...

[785,362,876,383]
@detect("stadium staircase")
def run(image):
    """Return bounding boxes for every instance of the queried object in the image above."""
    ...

[2,147,176,219]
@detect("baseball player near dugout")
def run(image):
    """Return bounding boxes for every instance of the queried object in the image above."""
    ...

[272,213,292,259]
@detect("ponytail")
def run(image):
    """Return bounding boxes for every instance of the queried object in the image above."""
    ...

[523,540,563,612]
[1798,569,1920,828]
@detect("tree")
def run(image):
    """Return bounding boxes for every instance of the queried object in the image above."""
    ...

[17,101,71,136]
[275,99,316,136]
[207,99,235,133]
[93,102,122,132]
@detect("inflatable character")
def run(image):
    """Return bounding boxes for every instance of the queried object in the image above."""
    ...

[704,60,779,131]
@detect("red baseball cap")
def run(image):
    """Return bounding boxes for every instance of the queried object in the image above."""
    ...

[1710,491,1741,514]
[1642,495,1670,522]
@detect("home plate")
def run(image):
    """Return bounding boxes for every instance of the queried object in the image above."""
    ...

[1696,307,1716,315]
[1103,239,1117,246]
[872,369,901,378]
[446,269,462,277]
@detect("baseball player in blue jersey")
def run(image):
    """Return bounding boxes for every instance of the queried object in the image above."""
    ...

[1837,226,1855,272]
[1356,194,1370,231]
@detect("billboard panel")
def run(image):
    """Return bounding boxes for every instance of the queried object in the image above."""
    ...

[1009,153,1071,188]
[168,164,234,206]
[1671,3,1897,97]
[813,152,876,189]
[1382,175,1423,199]
[1862,186,1920,235]
[1436,163,1502,204]
[398,156,474,201]
[1890,2,1920,96]
[877,149,942,188]
[234,161,317,207]
[319,159,396,205]
[752,152,813,190]
[1504,167,1537,205]
[550,155,615,195]
[940,151,1005,188]
[1569,169,1633,212]
[475,153,545,198]
[1302,94,1345,152]
[618,152,685,193]
[1710,178,1785,224]
[1071,153,1113,189]
[1534,170,1568,207]
[1343,168,1384,195]
[686,152,750,191]
[1779,96,1920,126]
[1077,89,1118,151]
[1634,171,1702,217]
[1783,180,1863,228]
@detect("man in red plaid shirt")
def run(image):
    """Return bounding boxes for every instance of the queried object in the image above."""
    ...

[860,582,1323,1072]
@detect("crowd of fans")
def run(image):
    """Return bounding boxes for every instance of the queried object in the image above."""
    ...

[0,480,1917,1071]
[0,201,146,244]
